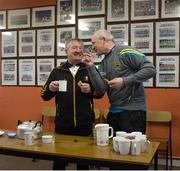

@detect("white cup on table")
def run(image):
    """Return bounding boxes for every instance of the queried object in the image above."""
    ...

[95,123,113,146]
[24,132,34,145]
[117,138,131,155]
[136,135,150,152]
[131,139,141,155]
[113,136,125,152]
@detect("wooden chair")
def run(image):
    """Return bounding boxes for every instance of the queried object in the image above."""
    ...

[94,108,101,124]
[41,106,56,127]
[99,109,108,123]
[146,111,172,170]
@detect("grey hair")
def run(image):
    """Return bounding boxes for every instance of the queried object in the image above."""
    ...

[65,38,84,49]
[92,29,114,41]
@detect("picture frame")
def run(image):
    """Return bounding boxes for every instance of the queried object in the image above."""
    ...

[56,58,67,66]
[156,56,179,87]
[19,59,36,85]
[83,42,104,63]
[32,6,55,27]
[1,31,17,57]
[8,8,30,29]
[37,28,55,56]
[37,58,54,86]
[156,21,179,53]
[107,24,129,45]
[78,17,105,39]
[57,27,76,56]
[19,30,36,57]
[131,0,158,20]
[0,10,6,29]
[78,0,105,16]
[131,22,153,53]
[1,59,17,85]
[161,0,180,18]
[57,0,76,25]
[143,56,154,87]
[107,0,128,22]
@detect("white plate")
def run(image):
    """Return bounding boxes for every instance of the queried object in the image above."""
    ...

[0,130,5,136]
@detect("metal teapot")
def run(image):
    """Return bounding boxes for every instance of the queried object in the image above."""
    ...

[17,120,43,139]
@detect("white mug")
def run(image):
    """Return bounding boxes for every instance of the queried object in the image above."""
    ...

[24,132,34,145]
[131,131,142,136]
[95,124,113,146]
[113,136,125,152]
[136,135,150,152]
[117,138,131,155]
[115,131,127,137]
[131,139,141,155]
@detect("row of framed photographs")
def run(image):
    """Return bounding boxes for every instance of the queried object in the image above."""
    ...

[1,20,179,58]
[1,55,179,87]
[1,0,180,30]
[1,58,64,86]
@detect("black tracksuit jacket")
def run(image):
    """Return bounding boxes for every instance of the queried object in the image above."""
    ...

[41,61,103,131]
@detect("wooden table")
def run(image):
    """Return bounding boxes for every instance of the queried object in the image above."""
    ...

[0,132,159,170]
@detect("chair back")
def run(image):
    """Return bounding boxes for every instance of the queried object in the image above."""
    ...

[147,111,172,122]
[41,106,56,124]
[146,110,173,169]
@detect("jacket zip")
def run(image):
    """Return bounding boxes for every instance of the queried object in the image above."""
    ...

[73,77,76,127]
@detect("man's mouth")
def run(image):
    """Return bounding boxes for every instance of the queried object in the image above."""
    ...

[73,52,82,56]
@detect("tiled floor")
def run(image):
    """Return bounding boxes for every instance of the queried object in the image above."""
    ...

[0,154,180,170]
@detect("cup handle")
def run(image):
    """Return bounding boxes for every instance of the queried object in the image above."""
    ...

[145,140,150,151]
[109,127,113,138]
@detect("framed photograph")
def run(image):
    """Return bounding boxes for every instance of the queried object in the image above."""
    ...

[131,22,153,53]
[0,10,6,29]
[143,56,154,87]
[161,0,180,18]
[19,30,36,57]
[37,58,54,86]
[37,28,55,56]
[78,17,105,39]
[57,27,76,56]
[131,0,158,20]
[78,0,105,16]
[84,42,104,63]
[1,31,17,57]
[19,59,35,85]
[8,8,30,29]
[56,58,67,66]
[1,59,17,85]
[107,24,129,45]
[32,6,55,27]
[156,21,179,53]
[57,0,76,25]
[156,56,179,87]
[107,0,128,22]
